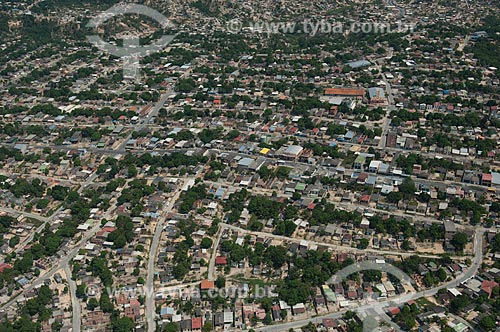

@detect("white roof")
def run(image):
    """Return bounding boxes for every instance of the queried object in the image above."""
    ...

[74,254,85,261]
[224,311,234,323]
[182,178,196,191]
[279,300,291,310]
[381,184,394,194]
[383,281,395,292]
[439,202,448,210]
[492,172,500,185]
[77,224,90,231]
[284,145,303,156]
[292,303,305,309]
[339,300,350,308]
[376,283,387,293]
[448,288,462,297]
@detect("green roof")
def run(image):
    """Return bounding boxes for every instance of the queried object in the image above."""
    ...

[295,183,306,191]
[354,155,366,164]
[453,323,467,332]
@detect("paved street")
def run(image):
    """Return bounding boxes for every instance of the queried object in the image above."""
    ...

[378,72,395,149]
[0,170,99,261]
[255,229,485,332]
[207,225,224,281]
[146,179,186,332]
[1,221,102,310]
[0,0,494,331]
[220,222,459,260]
[64,262,81,332]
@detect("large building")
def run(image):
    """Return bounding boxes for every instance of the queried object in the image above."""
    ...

[324,87,366,98]
[367,87,386,103]
[279,145,304,161]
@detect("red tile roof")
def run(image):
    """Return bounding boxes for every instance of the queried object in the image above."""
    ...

[129,299,141,308]
[215,256,227,265]
[200,280,215,290]
[388,307,401,316]
[483,173,492,182]
[192,317,202,329]
[0,263,12,273]
[322,318,336,328]
[481,280,499,297]
[325,88,365,97]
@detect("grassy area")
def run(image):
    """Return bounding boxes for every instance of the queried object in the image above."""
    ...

[415,297,434,307]
[230,274,270,287]
[26,217,44,227]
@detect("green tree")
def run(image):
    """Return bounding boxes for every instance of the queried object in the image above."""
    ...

[111,316,134,332]
[76,284,87,299]
[36,198,50,209]
[99,289,114,313]
[200,237,213,249]
[8,235,20,248]
[399,178,416,198]
[127,165,138,178]
[87,298,99,311]
[215,276,226,288]
[50,185,68,201]
[163,322,179,332]
[202,322,213,332]
[263,312,272,325]
[480,316,496,331]
[451,232,468,251]
[14,252,33,273]
[357,238,369,249]
[386,191,403,203]
[450,295,470,313]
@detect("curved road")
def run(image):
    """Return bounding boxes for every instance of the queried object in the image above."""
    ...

[255,228,484,332]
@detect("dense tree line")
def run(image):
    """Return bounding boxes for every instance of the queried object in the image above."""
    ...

[179,185,207,214]
[0,285,53,331]
[108,216,135,249]
[307,202,361,226]
[369,215,416,238]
